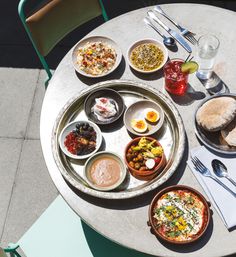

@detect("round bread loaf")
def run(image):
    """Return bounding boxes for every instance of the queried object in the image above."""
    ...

[221,118,236,146]
[196,97,236,132]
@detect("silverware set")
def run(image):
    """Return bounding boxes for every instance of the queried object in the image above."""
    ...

[191,156,236,197]
[211,159,236,187]
[144,5,198,53]
[143,17,175,47]
[154,6,197,45]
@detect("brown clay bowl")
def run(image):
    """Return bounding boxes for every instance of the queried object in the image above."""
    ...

[148,185,211,244]
[124,137,166,181]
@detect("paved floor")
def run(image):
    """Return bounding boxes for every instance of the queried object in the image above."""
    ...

[0,68,58,250]
[1,0,236,256]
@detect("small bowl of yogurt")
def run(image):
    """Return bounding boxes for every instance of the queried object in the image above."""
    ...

[84,88,125,125]
[84,151,127,191]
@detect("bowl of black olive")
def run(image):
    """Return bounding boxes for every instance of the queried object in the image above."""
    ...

[59,120,102,159]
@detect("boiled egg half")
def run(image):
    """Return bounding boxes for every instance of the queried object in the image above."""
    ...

[131,119,147,133]
[145,108,159,123]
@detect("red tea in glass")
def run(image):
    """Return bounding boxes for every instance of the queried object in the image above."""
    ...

[164,59,188,95]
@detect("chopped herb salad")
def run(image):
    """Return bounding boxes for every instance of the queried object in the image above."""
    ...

[76,41,117,76]
[130,43,164,71]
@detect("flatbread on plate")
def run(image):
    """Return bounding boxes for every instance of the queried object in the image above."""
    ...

[221,118,236,147]
[196,97,236,132]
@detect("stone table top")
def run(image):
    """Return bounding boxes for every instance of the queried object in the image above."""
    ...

[40,4,236,256]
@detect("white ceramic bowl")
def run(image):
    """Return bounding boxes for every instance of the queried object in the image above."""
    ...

[127,38,168,73]
[72,36,122,78]
[123,100,165,136]
[84,151,127,191]
[59,120,102,160]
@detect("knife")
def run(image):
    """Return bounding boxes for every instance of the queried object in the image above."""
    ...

[147,10,192,53]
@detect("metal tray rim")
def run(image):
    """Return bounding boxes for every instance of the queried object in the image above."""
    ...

[52,79,186,199]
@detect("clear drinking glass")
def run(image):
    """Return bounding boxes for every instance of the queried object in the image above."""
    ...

[196,34,220,80]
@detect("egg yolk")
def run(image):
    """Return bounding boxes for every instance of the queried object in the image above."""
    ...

[135,120,146,129]
[146,111,159,123]
[131,119,147,133]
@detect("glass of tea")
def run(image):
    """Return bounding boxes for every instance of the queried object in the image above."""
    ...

[164,59,188,96]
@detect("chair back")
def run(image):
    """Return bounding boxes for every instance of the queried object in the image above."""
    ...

[18,0,108,86]
[25,0,107,56]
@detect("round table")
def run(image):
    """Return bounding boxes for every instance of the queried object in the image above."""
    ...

[40,4,236,257]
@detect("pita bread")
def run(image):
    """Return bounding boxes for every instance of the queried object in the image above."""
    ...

[221,118,236,146]
[196,97,236,132]
[219,134,230,147]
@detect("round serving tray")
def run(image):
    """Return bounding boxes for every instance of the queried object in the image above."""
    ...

[194,93,236,155]
[52,80,185,199]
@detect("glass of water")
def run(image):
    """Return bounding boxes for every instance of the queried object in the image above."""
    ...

[196,34,220,80]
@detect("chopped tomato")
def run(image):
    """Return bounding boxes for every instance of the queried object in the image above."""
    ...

[100,98,108,104]
[154,157,161,164]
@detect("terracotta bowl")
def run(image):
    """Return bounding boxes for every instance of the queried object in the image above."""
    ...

[124,137,166,181]
[148,185,211,244]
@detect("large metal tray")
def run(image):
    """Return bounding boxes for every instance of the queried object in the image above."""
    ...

[52,80,185,199]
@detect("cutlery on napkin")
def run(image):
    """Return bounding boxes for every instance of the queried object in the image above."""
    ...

[187,145,236,229]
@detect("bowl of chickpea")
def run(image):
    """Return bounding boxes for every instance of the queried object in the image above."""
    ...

[124,137,166,181]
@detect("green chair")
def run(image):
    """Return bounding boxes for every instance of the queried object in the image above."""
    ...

[2,195,152,257]
[18,0,108,88]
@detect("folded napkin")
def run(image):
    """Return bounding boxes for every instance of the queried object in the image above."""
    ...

[187,146,236,229]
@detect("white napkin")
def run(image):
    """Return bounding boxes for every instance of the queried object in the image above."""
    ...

[187,146,236,229]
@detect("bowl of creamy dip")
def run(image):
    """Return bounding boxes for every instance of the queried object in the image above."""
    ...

[84,151,127,191]
[84,88,125,125]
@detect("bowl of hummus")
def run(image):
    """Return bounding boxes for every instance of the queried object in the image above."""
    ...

[84,151,127,191]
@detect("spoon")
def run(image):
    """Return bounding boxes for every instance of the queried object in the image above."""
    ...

[212,159,236,187]
[143,17,176,47]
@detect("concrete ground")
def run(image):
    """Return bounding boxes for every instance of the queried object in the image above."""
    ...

[0,68,58,248]
[1,0,236,255]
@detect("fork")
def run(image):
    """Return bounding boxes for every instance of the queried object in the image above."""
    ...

[191,156,236,197]
[154,5,198,45]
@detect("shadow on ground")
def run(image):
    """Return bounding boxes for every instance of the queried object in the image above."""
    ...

[82,220,154,257]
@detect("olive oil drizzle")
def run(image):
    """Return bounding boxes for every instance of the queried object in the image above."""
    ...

[130,43,164,71]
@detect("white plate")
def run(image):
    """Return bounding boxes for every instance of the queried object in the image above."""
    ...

[59,120,102,159]
[123,99,165,136]
[72,36,122,78]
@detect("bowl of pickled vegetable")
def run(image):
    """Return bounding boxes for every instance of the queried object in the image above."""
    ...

[124,137,166,180]
[59,120,102,160]
[127,38,168,73]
